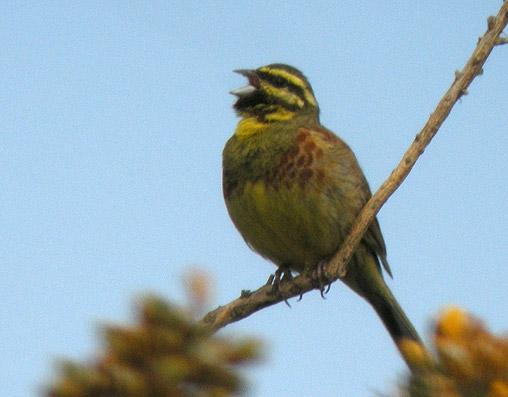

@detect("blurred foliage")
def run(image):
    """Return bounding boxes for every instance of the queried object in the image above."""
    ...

[400,306,508,397]
[46,271,262,397]
[45,270,508,396]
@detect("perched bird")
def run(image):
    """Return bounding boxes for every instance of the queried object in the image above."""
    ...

[222,64,421,351]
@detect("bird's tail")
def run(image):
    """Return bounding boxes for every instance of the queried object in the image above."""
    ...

[342,250,426,369]
[365,278,421,344]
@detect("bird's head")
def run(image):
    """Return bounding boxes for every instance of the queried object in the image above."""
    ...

[231,64,319,121]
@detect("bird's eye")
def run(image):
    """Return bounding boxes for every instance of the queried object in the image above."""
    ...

[272,76,287,88]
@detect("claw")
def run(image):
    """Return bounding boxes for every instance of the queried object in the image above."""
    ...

[268,264,293,307]
[311,260,332,298]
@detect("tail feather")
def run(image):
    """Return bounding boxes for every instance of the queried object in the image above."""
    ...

[366,283,421,344]
[342,249,424,368]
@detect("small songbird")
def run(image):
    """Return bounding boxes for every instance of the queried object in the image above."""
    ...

[222,64,421,350]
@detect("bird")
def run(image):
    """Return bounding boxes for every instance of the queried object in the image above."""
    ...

[222,63,422,353]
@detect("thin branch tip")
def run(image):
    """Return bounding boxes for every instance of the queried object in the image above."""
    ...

[495,36,508,45]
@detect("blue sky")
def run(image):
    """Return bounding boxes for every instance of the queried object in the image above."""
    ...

[2,2,507,396]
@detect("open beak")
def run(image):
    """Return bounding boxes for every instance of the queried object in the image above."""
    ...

[230,69,260,97]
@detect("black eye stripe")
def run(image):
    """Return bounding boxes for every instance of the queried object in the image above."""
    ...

[272,76,286,88]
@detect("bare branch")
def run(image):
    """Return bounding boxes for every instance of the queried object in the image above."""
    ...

[328,1,508,278]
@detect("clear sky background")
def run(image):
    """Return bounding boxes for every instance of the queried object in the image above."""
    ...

[2,2,507,396]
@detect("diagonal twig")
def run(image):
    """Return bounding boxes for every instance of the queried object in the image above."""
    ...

[328,2,508,278]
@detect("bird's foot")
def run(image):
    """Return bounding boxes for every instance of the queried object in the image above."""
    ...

[267,264,293,307]
[310,260,332,298]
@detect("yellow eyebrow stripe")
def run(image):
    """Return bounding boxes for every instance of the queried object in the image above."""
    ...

[258,67,318,107]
